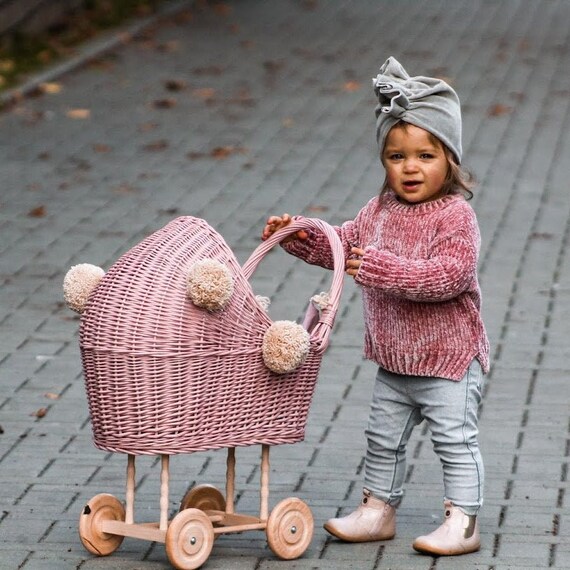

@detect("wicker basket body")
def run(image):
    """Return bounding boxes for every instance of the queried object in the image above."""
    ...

[79,216,344,455]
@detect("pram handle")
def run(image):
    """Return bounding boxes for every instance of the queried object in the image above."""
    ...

[241,217,345,352]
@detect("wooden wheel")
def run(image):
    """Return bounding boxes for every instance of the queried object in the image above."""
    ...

[79,493,125,556]
[166,508,215,570]
[180,484,226,512]
[266,497,314,560]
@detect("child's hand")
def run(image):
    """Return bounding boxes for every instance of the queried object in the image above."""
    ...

[346,247,365,277]
[261,213,308,242]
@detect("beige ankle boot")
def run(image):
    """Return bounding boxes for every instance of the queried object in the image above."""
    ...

[324,489,396,542]
[413,500,480,556]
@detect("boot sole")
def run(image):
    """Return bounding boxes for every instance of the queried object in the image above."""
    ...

[413,541,481,556]
[323,523,395,543]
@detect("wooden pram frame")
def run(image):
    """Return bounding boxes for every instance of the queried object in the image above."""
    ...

[79,445,314,569]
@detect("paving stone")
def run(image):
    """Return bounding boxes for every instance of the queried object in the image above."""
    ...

[1,0,569,568]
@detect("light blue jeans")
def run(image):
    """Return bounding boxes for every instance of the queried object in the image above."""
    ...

[364,360,484,515]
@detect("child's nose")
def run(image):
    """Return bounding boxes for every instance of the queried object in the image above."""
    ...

[403,158,419,172]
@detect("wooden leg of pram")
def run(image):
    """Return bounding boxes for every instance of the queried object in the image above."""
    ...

[261,444,270,521]
[160,455,169,531]
[226,447,235,514]
[166,453,215,568]
[126,454,135,524]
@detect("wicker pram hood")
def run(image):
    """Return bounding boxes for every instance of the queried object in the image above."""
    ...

[71,216,344,455]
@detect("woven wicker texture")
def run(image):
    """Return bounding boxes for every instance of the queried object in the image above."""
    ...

[79,216,344,455]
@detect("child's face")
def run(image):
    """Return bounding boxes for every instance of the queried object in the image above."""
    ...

[382,123,449,204]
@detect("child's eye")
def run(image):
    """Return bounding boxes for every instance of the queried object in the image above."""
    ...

[388,153,403,160]
[420,153,434,159]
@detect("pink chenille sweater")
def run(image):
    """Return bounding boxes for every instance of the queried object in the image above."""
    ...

[285,191,490,381]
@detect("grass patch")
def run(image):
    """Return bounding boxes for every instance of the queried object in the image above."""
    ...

[0,0,168,91]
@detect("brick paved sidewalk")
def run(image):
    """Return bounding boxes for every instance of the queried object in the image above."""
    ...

[1,1,569,569]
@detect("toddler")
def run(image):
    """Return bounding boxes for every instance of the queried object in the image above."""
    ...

[262,57,489,556]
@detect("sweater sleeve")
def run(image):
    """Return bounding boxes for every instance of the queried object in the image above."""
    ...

[282,204,370,269]
[354,215,480,302]
[282,227,337,269]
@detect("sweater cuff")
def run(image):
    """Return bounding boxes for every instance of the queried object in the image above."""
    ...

[354,246,388,287]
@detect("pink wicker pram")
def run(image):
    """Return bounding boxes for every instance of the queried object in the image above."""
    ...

[72,216,344,569]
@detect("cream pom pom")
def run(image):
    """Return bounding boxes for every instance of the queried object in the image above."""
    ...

[310,291,330,310]
[255,295,271,311]
[63,264,105,313]
[262,320,311,374]
[187,259,234,312]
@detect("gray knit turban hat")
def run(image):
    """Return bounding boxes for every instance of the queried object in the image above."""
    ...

[373,57,462,164]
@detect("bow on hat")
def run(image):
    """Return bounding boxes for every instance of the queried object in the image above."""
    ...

[373,57,412,119]
[372,57,463,164]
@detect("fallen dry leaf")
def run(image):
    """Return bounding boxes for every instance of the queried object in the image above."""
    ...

[164,79,187,92]
[158,207,180,216]
[32,408,48,418]
[212,2,232,16]
[156,40,180,53]
[28,206,46,218]
[38,49,54,64]
[226,88,256,107]
[210,146,248,159]
[86,57,115,72]
[153,98,177,109]
[117,31,133,45]
[488,104,512,117]
[142,139,169,151]
[282,118,294,128]
[138,122,159,133]
[16,108,45,124]
[93,143,111,153]
[301,0,318,10]
[40,82,63,94]
[188,146,248,160]
[44,393,60,400]
[67,157,91,171]
[192,88,216,101]
[171,8,193,24]
[138,172,160,180]
[263,60,285,73]
[112,183,138,194]
[0,59,14,73]
[343,80,361,92]
[27,85,45,98]
[66,108,91,119]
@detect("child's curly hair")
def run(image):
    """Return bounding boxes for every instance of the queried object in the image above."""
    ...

[380,121,475,200]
